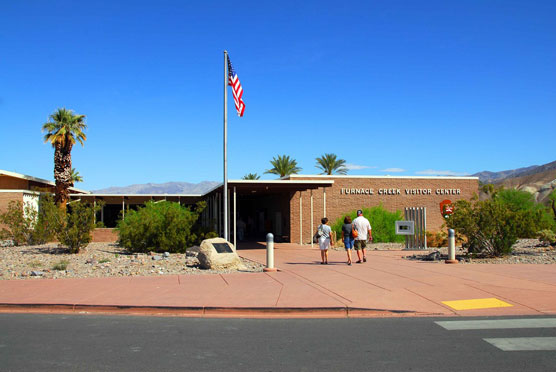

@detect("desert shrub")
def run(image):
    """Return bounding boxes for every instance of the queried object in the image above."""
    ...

[426,231,447,248]
[494,189,556,237]
[0,201,36,246]
[445,198,522,257]
[56,201,96,253]
[0,195,64,246]
[538,229,556,246]
[331,205,404,243]
[31,194,64,244]
[52,260,69,271]
[117,201,211,253]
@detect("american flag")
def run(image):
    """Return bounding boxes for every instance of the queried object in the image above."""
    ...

[227,56,245,117]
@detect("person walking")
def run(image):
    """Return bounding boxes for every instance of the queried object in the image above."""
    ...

[341,216,355,265]
[353,209,372,263]
[317,217,333,264]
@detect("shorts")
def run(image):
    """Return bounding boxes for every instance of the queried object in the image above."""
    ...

[344,237,354,250]
[354,240,367,250]
[319,237,330,251]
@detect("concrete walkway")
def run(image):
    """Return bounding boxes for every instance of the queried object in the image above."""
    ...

[1,243,555,318]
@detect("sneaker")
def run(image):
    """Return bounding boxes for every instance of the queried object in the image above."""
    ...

[356,260,362,264]
[363,257,367,262]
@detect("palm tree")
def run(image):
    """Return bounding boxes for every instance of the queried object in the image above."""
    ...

[71,168,83,185]
[42,108,87,208]
[315,153,348,175]
[242,173,260,180]
[265,155,302,178]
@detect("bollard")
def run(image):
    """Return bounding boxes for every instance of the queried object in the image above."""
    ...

[264,233,278,272]
[445,229,458,264]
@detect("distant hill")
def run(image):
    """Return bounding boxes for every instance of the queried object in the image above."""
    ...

[472,165,539,184]
[473,160,556,204]
[92,181,220,195]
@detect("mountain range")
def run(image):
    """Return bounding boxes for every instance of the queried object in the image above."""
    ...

[472,160,556,184]
[472,160,556,203]
[92,181,220,195]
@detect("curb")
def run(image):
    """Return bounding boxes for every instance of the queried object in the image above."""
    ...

[0,303,443,319]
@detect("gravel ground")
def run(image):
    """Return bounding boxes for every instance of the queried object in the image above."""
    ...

[331,239,556,264]
[402,239,556,264]
[0,242,264,280]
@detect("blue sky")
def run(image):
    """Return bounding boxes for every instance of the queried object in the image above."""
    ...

[1,0,555,190]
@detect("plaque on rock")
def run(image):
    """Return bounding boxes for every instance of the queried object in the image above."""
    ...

[198,238,243,270]
[213,242,233,254]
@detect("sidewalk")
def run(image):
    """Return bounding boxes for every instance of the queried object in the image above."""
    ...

[1,243,555,318]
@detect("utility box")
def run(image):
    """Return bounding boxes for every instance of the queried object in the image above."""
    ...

[395,221,415,235]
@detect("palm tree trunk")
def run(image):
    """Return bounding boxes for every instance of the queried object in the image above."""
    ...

[54,143,72,209]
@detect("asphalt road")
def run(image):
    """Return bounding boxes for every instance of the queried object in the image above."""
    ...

[0,314,555,371]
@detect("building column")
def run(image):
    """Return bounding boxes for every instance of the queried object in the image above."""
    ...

[227,188,231,241]
[299,193,303,245]
[310,191,314,249]
[233,187,237,249]
[323,187,326,217]
[122,197,125,220]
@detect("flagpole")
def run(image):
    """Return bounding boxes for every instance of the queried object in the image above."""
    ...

[223,50,228,240]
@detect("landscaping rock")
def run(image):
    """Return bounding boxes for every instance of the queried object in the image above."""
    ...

[0,242,263,280]
[198,238,243,270]
[30,271,44,276]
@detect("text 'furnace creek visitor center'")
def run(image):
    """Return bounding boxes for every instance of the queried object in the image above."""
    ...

[0,170,478,244]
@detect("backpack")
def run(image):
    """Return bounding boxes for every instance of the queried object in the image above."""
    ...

[313,225,323,243]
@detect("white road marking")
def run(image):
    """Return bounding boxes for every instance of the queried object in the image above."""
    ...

[483,337,556,351]
[435,318,556,330]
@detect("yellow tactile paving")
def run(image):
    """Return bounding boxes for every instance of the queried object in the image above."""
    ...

[442,298,513,310]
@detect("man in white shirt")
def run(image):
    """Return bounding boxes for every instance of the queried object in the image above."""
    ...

[352,209,372,263]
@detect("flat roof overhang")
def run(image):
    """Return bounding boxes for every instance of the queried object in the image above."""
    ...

[69,194,203,204]
[203,179,335,196]
[69,180,335,201]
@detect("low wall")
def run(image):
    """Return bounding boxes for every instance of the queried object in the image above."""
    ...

[92,228,118,243]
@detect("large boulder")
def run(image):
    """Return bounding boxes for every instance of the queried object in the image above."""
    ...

[198,238,243,270]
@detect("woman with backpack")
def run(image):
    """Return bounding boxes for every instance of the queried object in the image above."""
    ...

[317,217,333,264]
[341,215,355,265]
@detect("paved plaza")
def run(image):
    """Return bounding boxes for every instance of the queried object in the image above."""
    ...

[1,243,555,318]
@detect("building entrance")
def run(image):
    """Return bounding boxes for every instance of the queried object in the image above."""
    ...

[235,193,291,242]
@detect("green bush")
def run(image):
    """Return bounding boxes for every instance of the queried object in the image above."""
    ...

[52,260,69,271]
[117,201,212,253]
[0,195,63,246]
[538,229,556,246]
[0,201,36,246]
[494,189,556,237]
[56,201,96,253]
[331,205,404,243]
[446,198,521,257]
[31,194,64,244]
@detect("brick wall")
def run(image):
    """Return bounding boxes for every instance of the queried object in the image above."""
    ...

[290,177,478,244]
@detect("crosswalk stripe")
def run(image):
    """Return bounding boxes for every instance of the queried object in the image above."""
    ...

[435,318,556,330]
[483,337,556,351]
